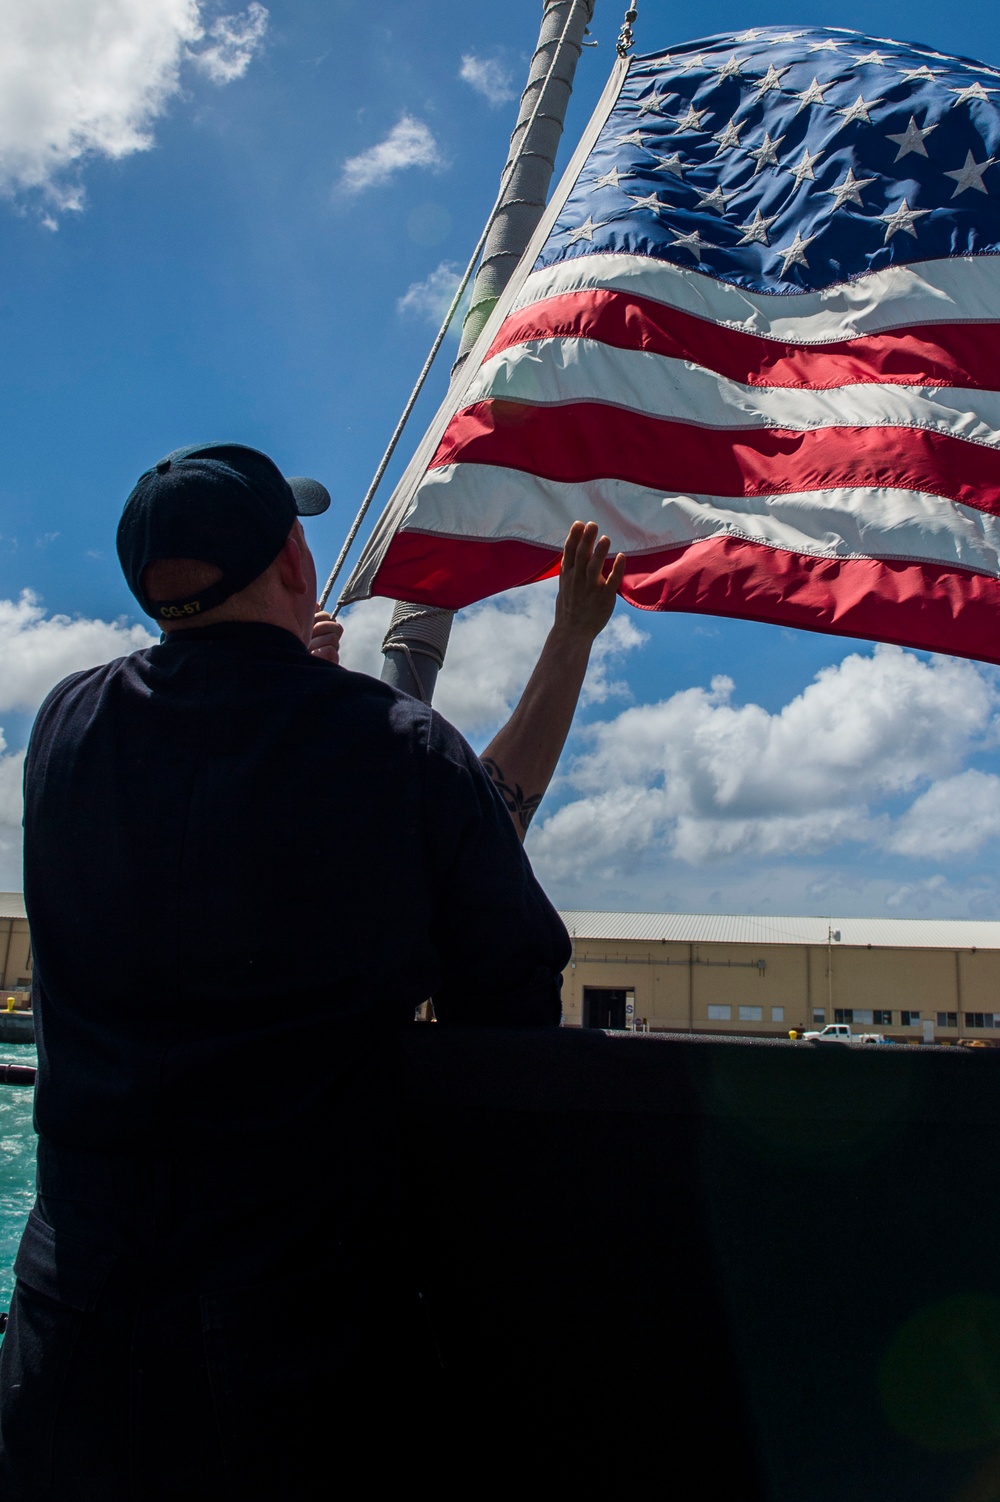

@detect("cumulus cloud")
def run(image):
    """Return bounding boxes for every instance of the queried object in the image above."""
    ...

[0,0,268,218]
[338,581,646,740]
[529,646,1000,883]
[398,260,461,323]
[0,592,155,715]
[338,115,444,195]
[889,769,1000,857]
[459,53,516,106]
[188,0,268,84]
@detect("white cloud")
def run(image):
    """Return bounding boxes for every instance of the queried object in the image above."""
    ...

[398,260,461,323]
[889,769,1000,858]
[188,0,267,84]
[529,646,1000,883]
[459,53,516,106]
[0,0,268,217]
[338,581,645,740]
[0,591,155,715]
[338,114,444,194]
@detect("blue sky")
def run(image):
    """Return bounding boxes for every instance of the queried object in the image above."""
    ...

[3,0,1000,917]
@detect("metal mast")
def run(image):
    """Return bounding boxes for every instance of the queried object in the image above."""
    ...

[379,0,597,703]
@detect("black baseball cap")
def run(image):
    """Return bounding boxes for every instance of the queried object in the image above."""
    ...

[117,442,331,623]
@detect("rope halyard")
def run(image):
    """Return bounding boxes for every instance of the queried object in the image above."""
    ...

[617,4,638,59]
[319,0,590,612]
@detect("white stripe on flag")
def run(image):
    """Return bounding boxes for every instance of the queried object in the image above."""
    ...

[465,338,1000,448]
[510,253,1000,343]
[403,464,1000,574]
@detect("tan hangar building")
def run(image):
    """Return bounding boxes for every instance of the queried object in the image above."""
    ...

[559,910,1000,1043]
[0,892,32,1005]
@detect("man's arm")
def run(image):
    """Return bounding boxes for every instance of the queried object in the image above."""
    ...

[309,521,625,841]
[481,521,626,841]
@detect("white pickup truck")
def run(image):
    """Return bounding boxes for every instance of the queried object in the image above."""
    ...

[802,1024,887,1045]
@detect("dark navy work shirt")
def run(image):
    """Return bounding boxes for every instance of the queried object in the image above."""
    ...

[23,622,570,1159]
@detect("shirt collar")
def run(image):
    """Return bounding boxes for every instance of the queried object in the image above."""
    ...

[156,621,310,658]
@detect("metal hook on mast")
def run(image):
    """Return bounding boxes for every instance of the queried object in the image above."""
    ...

[617,4,638,59]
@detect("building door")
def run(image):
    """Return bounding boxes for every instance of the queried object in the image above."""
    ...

[583,987,628,1029]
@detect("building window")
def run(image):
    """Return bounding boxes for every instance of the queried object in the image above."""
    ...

[707,1004,731,1021]
[834,1009,854,1024]
[771,1007,784,1023]
[873,1011,893,1026]
[937,1012,958,1028]
[901,1011,921,1027]
[965,1013,999,1029]
[853,1009,874,1025]
[739,1005,763,1022]
[812,1009,825,1024]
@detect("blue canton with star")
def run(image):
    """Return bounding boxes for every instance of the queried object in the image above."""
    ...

[540,26,1000,293]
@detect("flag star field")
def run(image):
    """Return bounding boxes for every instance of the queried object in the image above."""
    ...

[549,30,1000,290]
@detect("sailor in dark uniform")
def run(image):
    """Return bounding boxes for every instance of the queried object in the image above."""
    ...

[0,443,623,1498]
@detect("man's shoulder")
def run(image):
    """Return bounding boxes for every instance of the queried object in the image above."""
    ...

[36,653,141,718]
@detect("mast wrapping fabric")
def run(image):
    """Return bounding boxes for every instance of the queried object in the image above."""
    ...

[343,27,1000,664]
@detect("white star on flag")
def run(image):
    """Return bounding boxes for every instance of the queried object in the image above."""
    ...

[944,150,995,195]
[778,230,815,271]
[837,96,876,126]
[627,192,669,214]
[670,227,709,260]
[652,153,687,176]
[808,38,843,51]
[901,65,937,82]
[636,92,668,118]
[747,131,785,172]
[616,130,647,147]
[736,208,778,245]
[879,198,931,241]
[712,119,745,151]
[676,104,708,131]
[753,63,788,95]
[794,78,828,110]
[824,167,877,208]
[676,53,705,71]
[696,184,731,213]
[593,166,623,190]
[715,56,745,80]
[788,147,822,185]
[886,116,936,160]
[854,50,886,65]
[950,82,995,104]
[566,216,598,244]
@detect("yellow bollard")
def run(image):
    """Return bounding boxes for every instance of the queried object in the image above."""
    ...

[5,996,15,1013]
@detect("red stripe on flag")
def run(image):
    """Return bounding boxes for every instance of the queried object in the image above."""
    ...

[486,289,1000,391]
[430,400,1000,516]
[371,528,1000,665]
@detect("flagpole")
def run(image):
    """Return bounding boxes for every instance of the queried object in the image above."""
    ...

[379,0,600,703]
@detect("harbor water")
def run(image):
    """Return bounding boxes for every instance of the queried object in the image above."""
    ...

[0,1045,37,1313]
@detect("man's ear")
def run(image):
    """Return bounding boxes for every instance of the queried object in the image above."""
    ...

[276,528,309,596]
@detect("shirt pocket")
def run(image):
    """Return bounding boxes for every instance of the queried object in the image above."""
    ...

[0,1207,115,1491]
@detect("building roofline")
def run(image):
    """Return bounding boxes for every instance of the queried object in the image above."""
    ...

[558,909,1000,951]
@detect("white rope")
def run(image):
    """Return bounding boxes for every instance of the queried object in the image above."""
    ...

[318,0,588,613]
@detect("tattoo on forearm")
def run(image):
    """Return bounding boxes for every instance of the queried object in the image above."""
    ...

[482,757,543,832]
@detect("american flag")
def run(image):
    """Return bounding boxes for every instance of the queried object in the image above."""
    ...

[343,26,1000,664]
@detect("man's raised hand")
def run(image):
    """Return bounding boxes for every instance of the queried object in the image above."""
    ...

[310,609,343,664]
[554,521,627,641]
